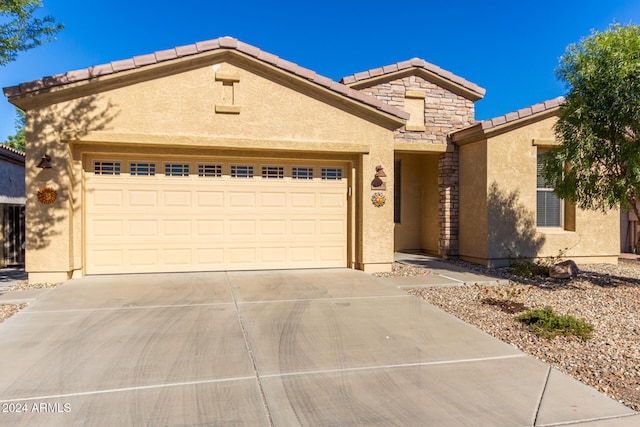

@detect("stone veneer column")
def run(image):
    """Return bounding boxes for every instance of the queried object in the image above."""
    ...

[438,150,459,256]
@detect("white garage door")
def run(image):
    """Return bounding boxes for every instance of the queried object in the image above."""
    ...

[84,157,349,274]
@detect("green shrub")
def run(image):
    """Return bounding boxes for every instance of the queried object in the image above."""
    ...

[515,306,594,341]
[508,258,548,277]
[507,248,568,278]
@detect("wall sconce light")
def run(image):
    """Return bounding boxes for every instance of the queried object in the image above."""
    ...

[371,165,387,190]
[37,154,52,169]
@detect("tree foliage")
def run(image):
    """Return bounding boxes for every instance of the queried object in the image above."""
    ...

[4,107,25,151]
[541,24,640,220]
[0,0,63,66]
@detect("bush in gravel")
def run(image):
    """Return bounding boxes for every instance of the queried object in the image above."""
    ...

[507,248,568,278]
[515,306,594,341]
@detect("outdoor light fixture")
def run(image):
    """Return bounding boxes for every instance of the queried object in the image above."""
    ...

[37,154,52,169]
[371,165,387,189]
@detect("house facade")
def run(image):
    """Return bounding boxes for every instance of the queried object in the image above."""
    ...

[3,37,619,283]
[0,144,25,266]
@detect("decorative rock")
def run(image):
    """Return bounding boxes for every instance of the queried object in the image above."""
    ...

[549,260,580,279]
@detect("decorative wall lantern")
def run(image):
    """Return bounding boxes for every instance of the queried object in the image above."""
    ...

[37,154,52,169]
[371,165,387,190]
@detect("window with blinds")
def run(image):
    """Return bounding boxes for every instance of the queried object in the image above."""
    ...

[536,152,562,227]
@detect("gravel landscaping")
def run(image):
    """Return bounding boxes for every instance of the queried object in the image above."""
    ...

[397,258,640,412]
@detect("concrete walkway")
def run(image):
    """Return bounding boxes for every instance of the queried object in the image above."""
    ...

[0,266,27,288]
[378,252,511,288]
[0,266,51,303]
[0,268,636,426]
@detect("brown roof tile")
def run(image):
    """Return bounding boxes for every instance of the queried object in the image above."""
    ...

[133,53,156,67]
[341,57,486,99]
[176,44,198,56]
[195,39,220,52]
[154,48,178,62]
[111,58,136,72]
[3,36,408,121]
[479,97,565,131]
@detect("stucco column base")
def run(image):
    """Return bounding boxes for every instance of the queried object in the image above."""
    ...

[360,263,392,274]
[28,271,71,285]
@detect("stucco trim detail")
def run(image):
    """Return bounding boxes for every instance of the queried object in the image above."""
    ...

[61,131,371,154]
[394,142,451,153]
[214,72,240,82]
[532,138,558,146]
[215,105,241,114]
[405,90,425,99]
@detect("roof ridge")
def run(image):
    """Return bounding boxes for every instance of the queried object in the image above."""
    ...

[340,57,486,98]
[479,96,565,130]
[3,36,409,121]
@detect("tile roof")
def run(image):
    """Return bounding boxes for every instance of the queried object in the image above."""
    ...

[478,96,565,130]
[0,144,26,163]
[340,58,486,99]
[3,37,409,121]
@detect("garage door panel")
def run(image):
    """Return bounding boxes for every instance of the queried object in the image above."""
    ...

[196,220,224,236]
[260,247,287,263]
[91,190,124,207]
[163,220,192,236]
[229,192,256,208]
[85,158,348,274]
[162,249,192,265]
[129,220,158,237]
[163,191,192,207]
[128,249,158,266]
[196,192,224,207]
[260,220,287,235]
[90,219,124,238]
[129,191,158,207]
[319,192,345,208]
[291,192,316,208]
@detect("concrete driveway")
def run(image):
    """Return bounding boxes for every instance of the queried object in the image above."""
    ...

[0,269,636,426]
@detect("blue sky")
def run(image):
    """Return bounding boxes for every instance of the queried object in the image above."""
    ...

[1,0,639,141]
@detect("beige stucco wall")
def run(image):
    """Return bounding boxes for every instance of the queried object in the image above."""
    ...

[458,115,619,266]
[458,140,488,262]
[21,53,400,282]
[394,153,439,253]
[421,155,440,253]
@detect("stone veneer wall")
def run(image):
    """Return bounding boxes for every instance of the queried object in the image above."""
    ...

[357,73,475,256]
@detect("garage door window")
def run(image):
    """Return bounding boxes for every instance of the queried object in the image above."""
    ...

[262,166,284,179]
[130,163,155,176]
[231,165,253,178]
[292,167,313,179]
[94,161,120,175]
[165,163,189,177]
[321,167,342,180]
[198,164,222,177]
